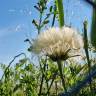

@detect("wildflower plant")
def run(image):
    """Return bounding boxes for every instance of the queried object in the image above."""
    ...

[30,0,85,94]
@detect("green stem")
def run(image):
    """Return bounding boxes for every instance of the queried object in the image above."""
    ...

[38,64,45,96]
[51,4,56,27]
[83,21,92,92]
[38,12,43,34]
[56,0,64,27]
[57,60,67,92]
[91,0,96,49]
[56,0,65,91]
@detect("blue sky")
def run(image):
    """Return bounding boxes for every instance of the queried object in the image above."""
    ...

[0,0,38,64]
[0,0,92,65]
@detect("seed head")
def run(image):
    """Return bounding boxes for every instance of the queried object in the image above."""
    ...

[31,26,83,61]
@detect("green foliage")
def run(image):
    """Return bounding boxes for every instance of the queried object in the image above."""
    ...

[0,58,39,96]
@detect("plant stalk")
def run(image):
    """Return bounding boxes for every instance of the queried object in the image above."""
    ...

[83,21,92,92]
[57,60,67,92]
[56,0,64,27]
[91,0,96,49]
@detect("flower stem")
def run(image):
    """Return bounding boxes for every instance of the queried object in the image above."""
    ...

[57,60,67,92]
[56,0,66,92]
[56,0,64,27]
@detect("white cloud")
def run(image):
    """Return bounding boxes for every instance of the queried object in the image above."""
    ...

[0,24,26,38]
[19,9,32,16]
[8,7,32,16]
